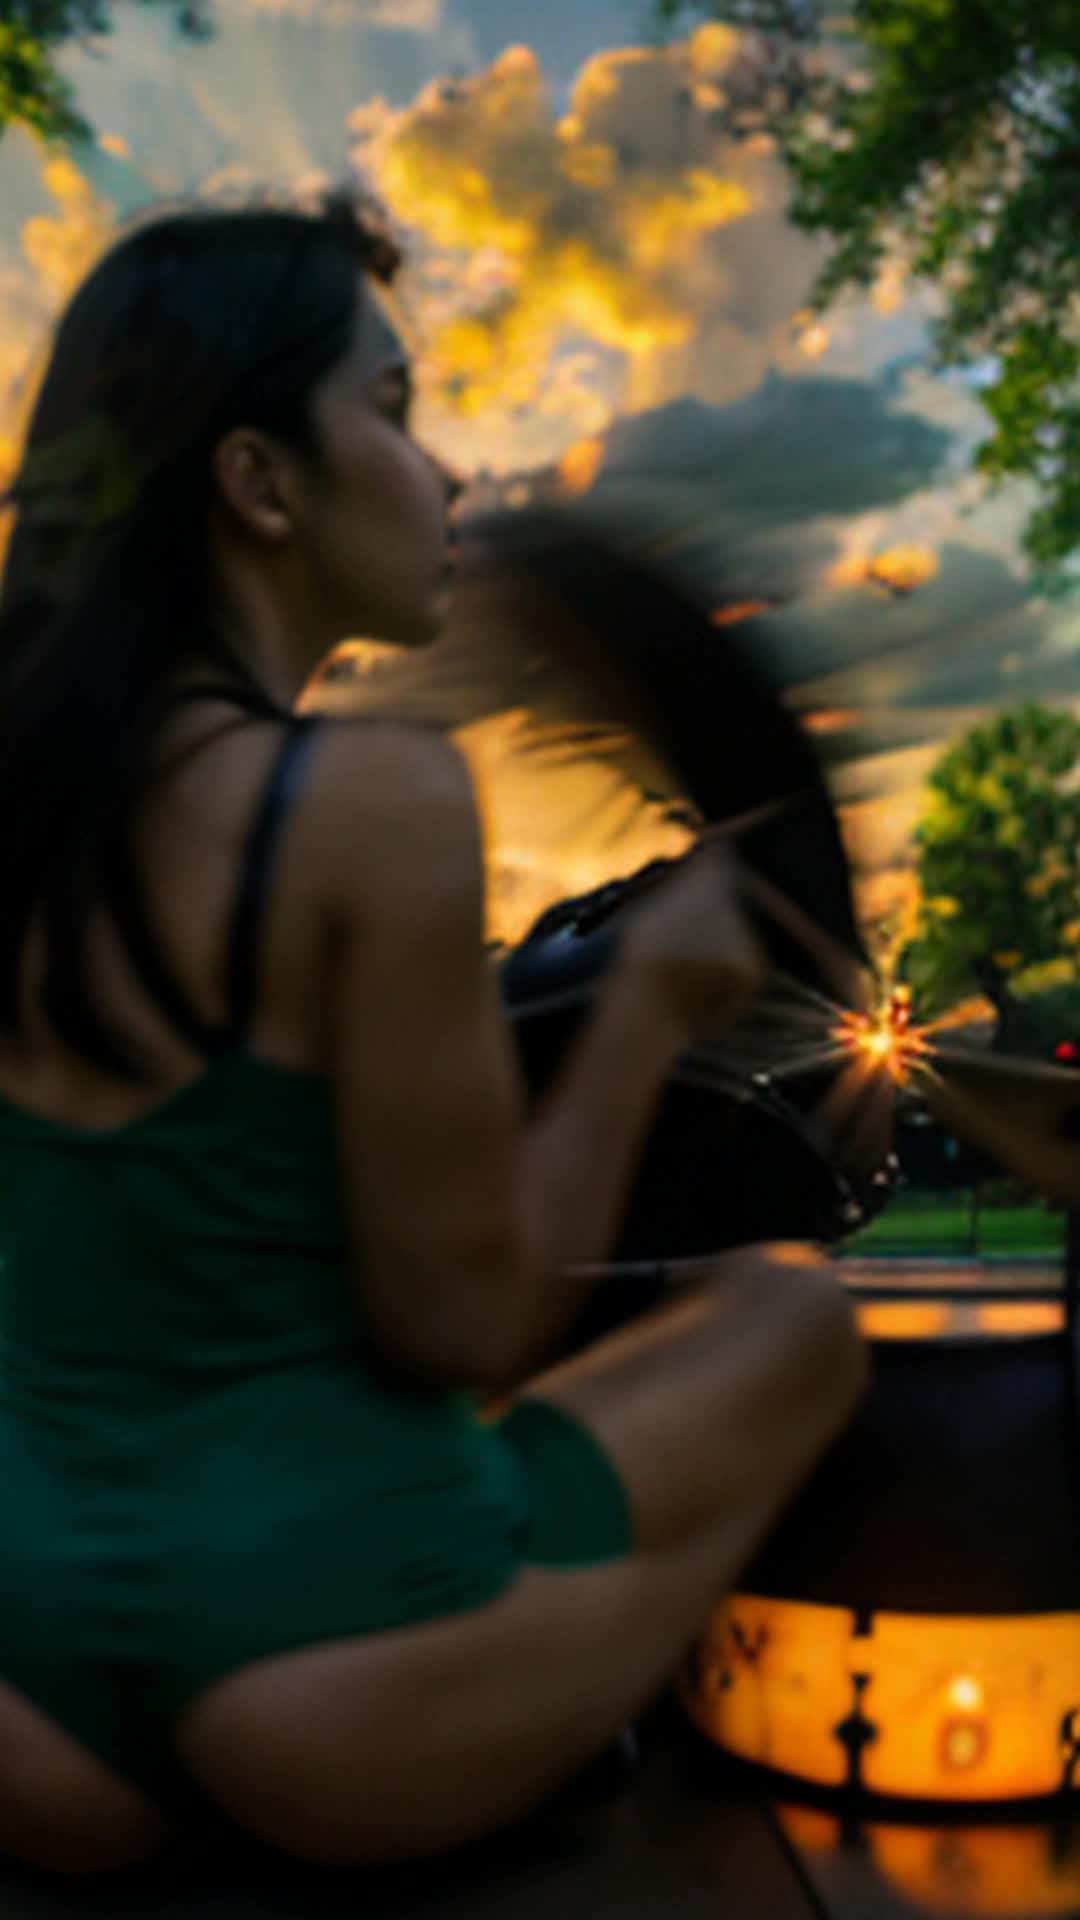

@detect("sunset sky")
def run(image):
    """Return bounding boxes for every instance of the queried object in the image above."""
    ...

[2,0,1078,940]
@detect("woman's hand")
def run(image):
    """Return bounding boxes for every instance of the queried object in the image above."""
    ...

[618,841,766,1044]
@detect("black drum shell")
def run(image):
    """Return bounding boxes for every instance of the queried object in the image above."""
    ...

[741,1330,1080,1615]
[491,515,893,1289]
[502,911,878,1260]
[509,995,856,1258]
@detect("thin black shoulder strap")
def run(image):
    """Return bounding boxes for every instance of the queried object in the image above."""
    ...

[221,715,324,1051]
[105,715,325,1061]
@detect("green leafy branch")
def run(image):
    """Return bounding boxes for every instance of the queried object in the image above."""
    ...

[1,0,210,144]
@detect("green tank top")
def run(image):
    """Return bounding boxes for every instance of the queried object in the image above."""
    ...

[0,717,523,1567]
[0,1055,351,1405]
[0,1053,498,1486]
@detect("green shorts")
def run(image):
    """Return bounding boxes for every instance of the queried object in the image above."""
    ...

[495,1395,632,1567]
[0,1390,631,1804]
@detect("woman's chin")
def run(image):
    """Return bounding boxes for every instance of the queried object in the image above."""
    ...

[339,578,454,653]
[397,584,455,649]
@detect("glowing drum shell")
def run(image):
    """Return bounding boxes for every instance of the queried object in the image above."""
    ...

[683,1314,1080,1804]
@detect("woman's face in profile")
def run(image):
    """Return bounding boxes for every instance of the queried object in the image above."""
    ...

[293,275,461,650]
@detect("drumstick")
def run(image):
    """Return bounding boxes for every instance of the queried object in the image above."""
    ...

[735,863,871,1015]
[692,797,797,845]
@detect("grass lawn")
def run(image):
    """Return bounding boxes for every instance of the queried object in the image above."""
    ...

[844,1186,1066,1260]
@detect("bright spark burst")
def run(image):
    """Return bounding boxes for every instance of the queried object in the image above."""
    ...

[833,985,931,1086]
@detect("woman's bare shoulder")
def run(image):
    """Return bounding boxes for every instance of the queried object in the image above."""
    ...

[298,714,483,922]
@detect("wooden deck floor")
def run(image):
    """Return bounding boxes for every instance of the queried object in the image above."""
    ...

[0,1709,1076,1920]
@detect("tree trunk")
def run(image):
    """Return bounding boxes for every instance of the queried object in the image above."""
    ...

[973,958,1034,1054]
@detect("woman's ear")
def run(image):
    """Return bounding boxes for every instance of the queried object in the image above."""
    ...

[212,428,294,544]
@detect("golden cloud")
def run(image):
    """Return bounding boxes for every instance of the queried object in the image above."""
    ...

[20,153,112,309]
[355,29,768,469]
[864,545,941,596]
[828,542,941,597]
[0,147,114,565]
[802,707,860,736]
[794,317,831,360]
[557,435,604,496]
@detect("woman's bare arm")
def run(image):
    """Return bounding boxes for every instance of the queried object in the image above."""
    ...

[310,723,755,1393]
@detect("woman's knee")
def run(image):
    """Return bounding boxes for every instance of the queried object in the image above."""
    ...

[0,1680,167,1875]
[731,1243,868,1422]
[0,1761,166,1875]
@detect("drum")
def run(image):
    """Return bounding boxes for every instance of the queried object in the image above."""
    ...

[502,895,886,1260]
[683,1308,1080,1804]
[491,512,896,1260]
[485,516,1079,1810]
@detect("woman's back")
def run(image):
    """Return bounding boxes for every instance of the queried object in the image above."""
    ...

[0,703,365,1400]
[0,1052,345,1401]
[0,706,538,1800]
[0,703,332,1129]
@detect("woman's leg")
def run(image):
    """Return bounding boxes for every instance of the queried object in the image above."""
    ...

[525,1242,861,1552]
[0,1679,167,1874]
[175,1244,864,1866]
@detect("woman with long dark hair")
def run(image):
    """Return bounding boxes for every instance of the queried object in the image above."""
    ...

[0,192,865,1873]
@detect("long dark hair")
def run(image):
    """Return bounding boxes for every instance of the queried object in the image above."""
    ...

[0,192,398,1074]
[481,508,864,977]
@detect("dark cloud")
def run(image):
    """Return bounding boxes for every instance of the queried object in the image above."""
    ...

[581,376,954,630]
[787,545,1036,710]
[601,376,953,525]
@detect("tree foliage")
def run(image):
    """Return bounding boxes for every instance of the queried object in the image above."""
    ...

[902,705,1080,1022]
[1,0,209,144]
[656,2,1080,572]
